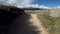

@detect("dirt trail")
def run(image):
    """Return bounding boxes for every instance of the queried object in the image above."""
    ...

[5,14,49,34]
[29,14,49,34]
[0,11,49,34]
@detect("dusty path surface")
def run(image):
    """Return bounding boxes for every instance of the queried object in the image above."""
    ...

[29,14,49,34]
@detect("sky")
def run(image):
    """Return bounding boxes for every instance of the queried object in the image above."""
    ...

[32,0,60,8]
[0,0,60,9]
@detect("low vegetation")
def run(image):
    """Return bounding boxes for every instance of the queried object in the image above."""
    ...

[0,4,24,15]
[37,14,60,34]
[0,4,25,34]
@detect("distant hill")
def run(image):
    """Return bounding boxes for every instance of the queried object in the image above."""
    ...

[22,7,44,10]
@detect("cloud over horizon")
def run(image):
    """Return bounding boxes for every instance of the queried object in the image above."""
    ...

[21,4,52,9]
[0,0,51,9]
[0,0,60,9]
[0,0,33,6]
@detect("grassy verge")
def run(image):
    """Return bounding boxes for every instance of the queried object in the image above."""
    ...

[37,14,60,34]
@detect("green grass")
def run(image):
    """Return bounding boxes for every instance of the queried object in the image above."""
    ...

[37,14,60,34]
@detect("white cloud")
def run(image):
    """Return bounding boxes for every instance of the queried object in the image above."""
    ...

[0,0,53,9]
[39,5,52,9]
[53,6,60,9]
[0,0,33,7]
[7,0,33,7]
[21,4,52,9]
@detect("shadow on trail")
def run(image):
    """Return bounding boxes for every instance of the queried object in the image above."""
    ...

[16,13,39,34]
[0,13,39,34]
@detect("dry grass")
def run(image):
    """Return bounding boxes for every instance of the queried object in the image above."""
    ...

[25,9,60,34]
[24,10,50,14]
[37,13,60,34]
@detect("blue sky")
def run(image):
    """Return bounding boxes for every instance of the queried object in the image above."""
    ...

[32,0,60,7]
[0,0,60,9]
